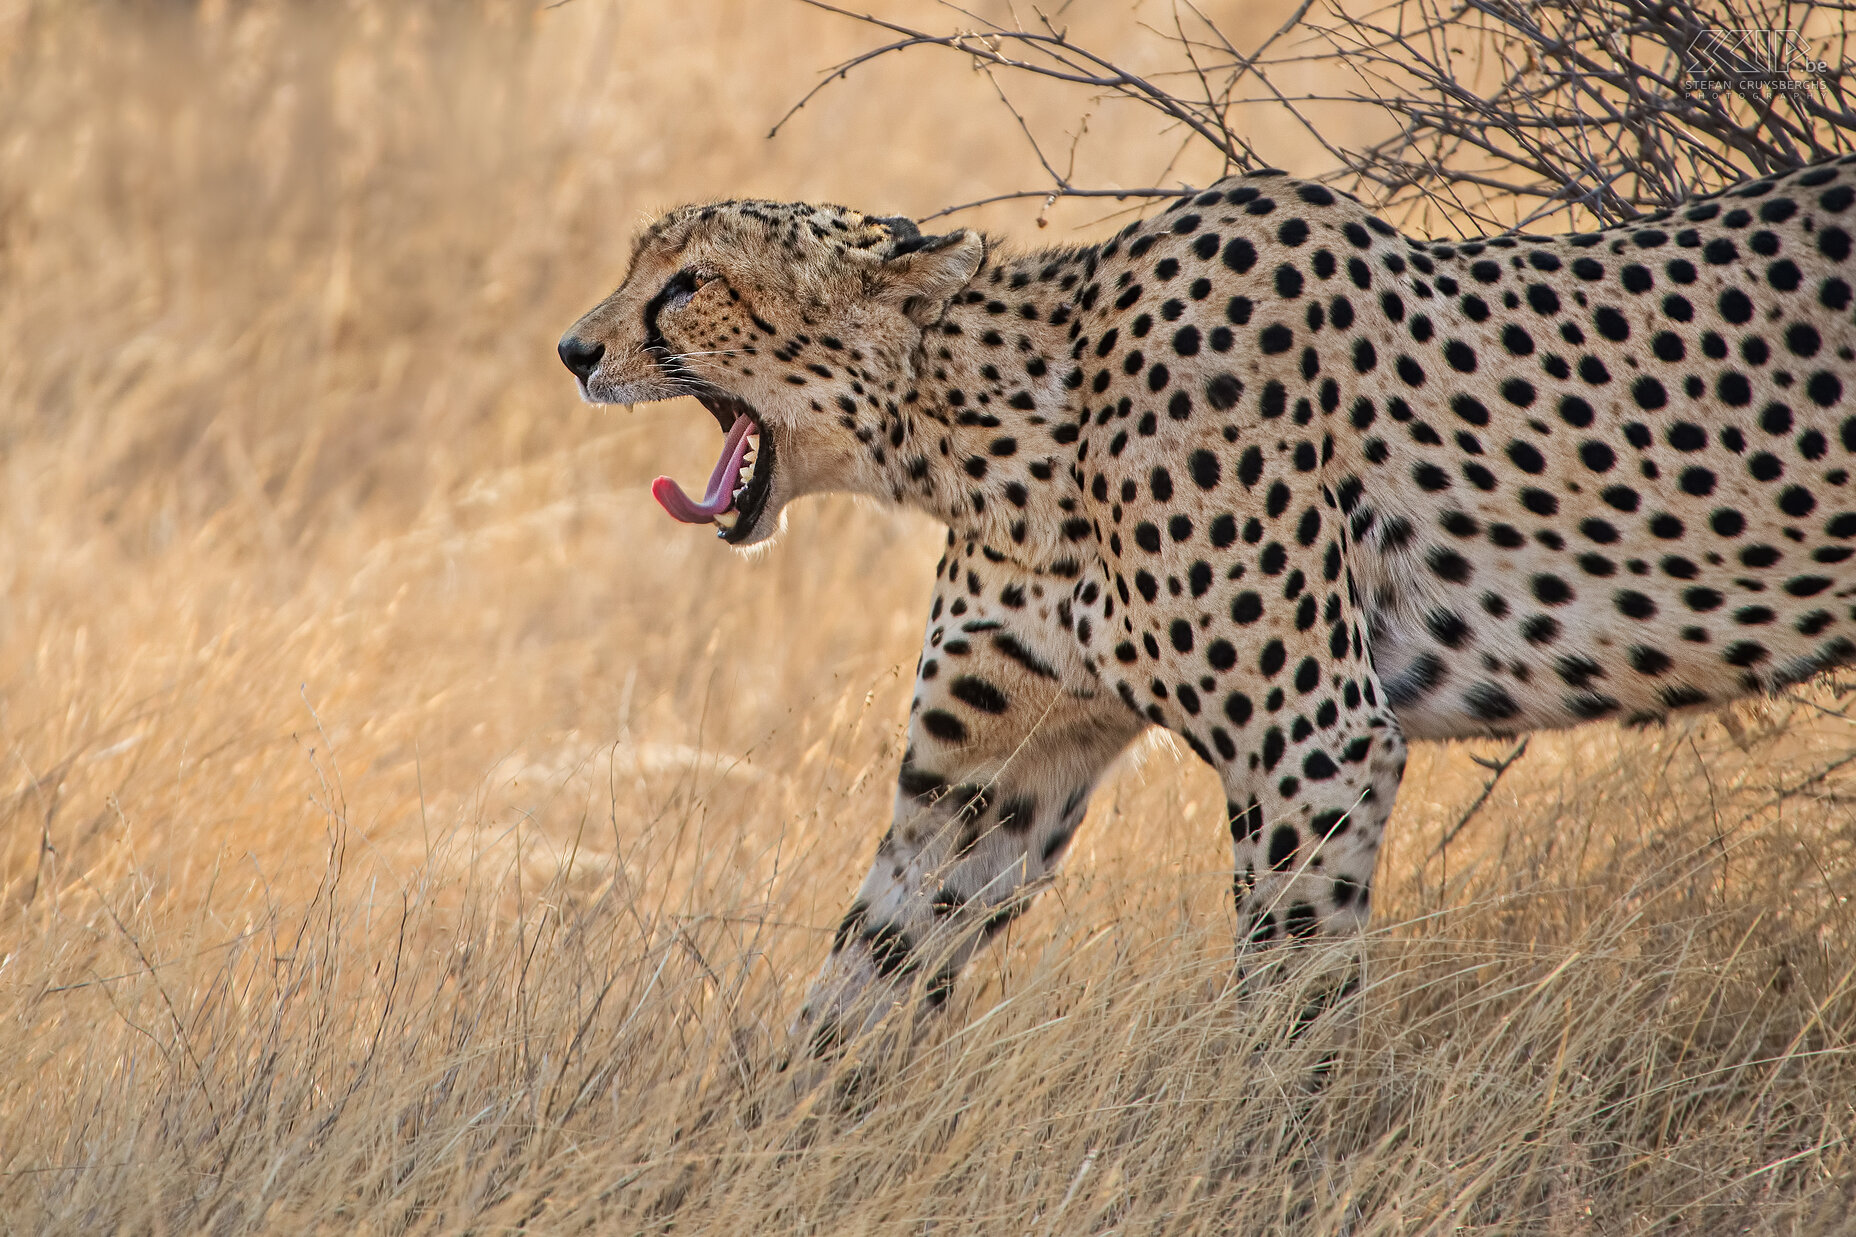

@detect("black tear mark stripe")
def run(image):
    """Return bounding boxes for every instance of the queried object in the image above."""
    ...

[640,271,701,379]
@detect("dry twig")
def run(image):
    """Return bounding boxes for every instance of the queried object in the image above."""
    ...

[788,0,1856,227]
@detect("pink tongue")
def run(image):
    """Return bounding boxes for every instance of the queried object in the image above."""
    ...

[652,416,755,523]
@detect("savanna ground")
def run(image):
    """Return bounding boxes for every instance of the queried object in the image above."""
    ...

[2,1,1855,1232]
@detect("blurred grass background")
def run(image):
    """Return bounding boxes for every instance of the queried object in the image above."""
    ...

[0,1,1853,1232]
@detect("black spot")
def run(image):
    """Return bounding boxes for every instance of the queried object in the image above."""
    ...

[1268,825,1299,870]
[1207,373,1244,408]
[1302,750,1338,781]
[1522,615,1561,644]
[1615,590,1657,619]
[1466,682,1520,721]
[1501,377,1537,406]
[1809,371,1844,407]
[1452,394,1491,426]
[1259,639,1286,676]
[1602,485,1641,513]
[1489,522,1525,548]
[1520,488,1558,516]
[1532,574,1573,605]
[922,710,968,743]
[1428,548,1472,583]
[1295,658,1320,692]
[950,675,1009,714]
[1225,693,1254,726]
[897,764,948,800]
[1779,486,1817,518]
[1189,450,1220,489]
[993,633,1058,679]
[1723,641,1769,667]
[1427,609,1471,647]
[1628,646,1672,675]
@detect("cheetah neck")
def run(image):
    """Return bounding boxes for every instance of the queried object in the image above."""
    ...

[883,246,1092,574]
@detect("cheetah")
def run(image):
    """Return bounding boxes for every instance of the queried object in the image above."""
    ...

[560,157,1856,1050]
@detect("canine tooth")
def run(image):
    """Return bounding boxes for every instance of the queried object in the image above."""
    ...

[713,511,738,530]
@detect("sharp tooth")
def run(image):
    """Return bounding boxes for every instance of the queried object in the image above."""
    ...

[713,510,738,530]
[738,461,756,482]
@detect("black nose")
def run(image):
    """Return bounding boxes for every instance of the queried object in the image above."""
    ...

[558,335,605,381]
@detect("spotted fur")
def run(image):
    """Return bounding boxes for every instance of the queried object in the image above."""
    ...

[562,156,1856,1046]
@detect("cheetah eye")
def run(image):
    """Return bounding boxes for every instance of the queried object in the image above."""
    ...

[657,268,715,313]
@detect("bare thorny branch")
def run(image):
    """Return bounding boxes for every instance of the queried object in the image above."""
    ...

[784,0,1856,232]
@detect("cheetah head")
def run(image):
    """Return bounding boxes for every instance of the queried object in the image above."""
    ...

[559,200,985,546]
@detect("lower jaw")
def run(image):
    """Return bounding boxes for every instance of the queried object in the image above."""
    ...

[713,507,752,540]
[713,434,775,544]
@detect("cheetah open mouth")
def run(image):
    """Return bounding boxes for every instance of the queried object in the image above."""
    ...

[650,391,774,544]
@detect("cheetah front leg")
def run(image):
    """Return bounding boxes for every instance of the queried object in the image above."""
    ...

[1223,716,1406,956]
[792,539,1142,1058]
[1214,655,1407,1020]
[1108,525,1408,1007]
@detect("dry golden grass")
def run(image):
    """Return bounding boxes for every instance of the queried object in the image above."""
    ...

[1,2,1854,1232]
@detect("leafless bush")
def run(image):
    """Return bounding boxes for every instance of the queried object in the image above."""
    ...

[792,0,1856,232]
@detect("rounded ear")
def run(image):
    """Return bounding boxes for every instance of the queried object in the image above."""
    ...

[874,229,985,325]
[869,215,922,243]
